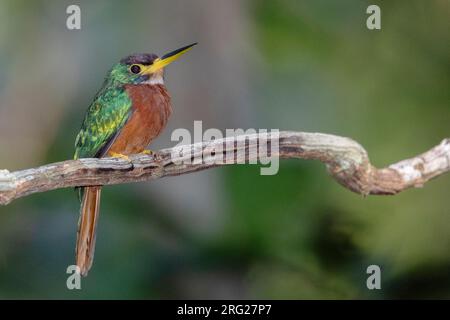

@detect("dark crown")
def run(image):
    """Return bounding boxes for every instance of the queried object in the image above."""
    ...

[120,53,158,65]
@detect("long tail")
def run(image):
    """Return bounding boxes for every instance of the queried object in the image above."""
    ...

[76,186,102,276]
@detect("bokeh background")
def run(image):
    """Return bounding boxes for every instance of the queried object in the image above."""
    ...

[0,0,449,299]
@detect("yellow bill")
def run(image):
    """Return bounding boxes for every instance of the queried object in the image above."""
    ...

[143,42,197,74]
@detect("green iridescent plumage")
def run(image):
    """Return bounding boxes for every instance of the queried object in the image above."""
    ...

[74,87,131,159]
[74,64,141,160]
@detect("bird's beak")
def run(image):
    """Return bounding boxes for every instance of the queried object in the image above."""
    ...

[143,43,197,74]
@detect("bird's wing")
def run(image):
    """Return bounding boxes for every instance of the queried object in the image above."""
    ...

[74,86,132,159]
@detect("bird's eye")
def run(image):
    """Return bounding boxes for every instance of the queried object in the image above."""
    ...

[130,64,141,74]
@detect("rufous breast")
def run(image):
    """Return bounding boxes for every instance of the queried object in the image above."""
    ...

[108,84,172,155]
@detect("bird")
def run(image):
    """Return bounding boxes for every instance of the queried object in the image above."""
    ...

[73,43,196,276]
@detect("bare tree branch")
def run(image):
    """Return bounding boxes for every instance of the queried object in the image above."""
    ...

[0,131,449,205]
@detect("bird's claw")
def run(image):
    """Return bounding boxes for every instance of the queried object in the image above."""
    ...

[140,149,153,155]
[108,151,131,161]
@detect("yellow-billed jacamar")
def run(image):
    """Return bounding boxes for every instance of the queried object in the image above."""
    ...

[74,43,196,276]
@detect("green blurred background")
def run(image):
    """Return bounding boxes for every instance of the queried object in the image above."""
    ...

[0,0,449,299]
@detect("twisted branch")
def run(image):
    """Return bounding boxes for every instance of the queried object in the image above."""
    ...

[0,131,449,205]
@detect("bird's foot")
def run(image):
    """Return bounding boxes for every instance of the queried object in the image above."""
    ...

[140,149,153,155]
[108,151,131,161]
